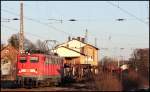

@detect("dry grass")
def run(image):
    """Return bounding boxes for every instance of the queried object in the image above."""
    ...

[90,65,149,91]
[93,71,122,91]
[122,69,149,91]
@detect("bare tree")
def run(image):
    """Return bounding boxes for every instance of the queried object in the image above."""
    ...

[24,39,36,51]
[102,57,118,72]
[129,48,149,80]
[35,40,48,53]
[8,33,19,49]
[8,33,36,51]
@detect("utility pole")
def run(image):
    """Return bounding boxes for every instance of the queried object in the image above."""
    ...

[94,37,97,47]
[118,57,120,67]
[85,29,88,43]
[19,1,24,53]
[84,29,88,64]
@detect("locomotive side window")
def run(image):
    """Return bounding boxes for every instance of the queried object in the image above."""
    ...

[54,57,58,64]
[45,56,52,64]
[51,57,55,64]
[20,57,27,63]
[30,57,39,63]
[55,58,57,64]
[44,56,62,64]
[56,58,59,64]
[52,57,56,64]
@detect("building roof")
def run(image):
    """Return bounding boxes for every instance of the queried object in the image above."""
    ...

[61,46,86,56]
[1,44,19,62]
[56,38,99,50]
[1,44,18,52]
[57,46,86,56]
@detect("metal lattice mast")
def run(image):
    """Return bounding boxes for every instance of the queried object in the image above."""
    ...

[19,2,24,53]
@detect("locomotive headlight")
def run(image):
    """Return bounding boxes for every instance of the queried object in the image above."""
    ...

[21,69,26,72]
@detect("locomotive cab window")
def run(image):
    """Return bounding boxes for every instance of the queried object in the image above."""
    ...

[30,57,39,63]
[20,57,27,63]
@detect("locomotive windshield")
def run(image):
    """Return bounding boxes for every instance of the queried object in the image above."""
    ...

[30,57,39,63]
[20,57,27,63]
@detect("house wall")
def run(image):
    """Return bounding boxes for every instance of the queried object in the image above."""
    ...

[55,47,80,57]
[59,40,86,52]
[83,45,98,66]
[1,45,18,80]
[65,57,80,64]
[55,39,99,66]
[80,55,86,64]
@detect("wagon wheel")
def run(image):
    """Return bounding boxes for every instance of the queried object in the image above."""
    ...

[39,81,45,88]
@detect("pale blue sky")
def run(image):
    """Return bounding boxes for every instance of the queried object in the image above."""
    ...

[1,1,149,60]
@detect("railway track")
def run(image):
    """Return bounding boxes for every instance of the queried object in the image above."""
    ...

[1,82,96,91]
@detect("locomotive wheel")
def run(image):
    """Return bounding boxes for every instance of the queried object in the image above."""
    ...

[16,80,22,88]
[45,79,53,87]
[46,81,50,87]
[24,79,32,89]
[39,81,46,88]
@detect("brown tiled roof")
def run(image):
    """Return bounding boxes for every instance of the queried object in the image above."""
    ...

[1,44,18,52]
[1,44,19,62]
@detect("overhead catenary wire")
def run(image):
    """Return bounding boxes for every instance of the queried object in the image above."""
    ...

[106,1,148,25]
[2,3,147,49]
[2,2,148,22]
[2,9,73,36]
[2,8,144,48]
[1,24,49,40]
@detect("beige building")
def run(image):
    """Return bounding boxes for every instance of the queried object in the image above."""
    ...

[54,37,99,67]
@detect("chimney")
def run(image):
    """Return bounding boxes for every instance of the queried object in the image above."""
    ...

[68,36,71,41]
[81,37,85,43]
[77,37,80,41]
[72,37,75,40]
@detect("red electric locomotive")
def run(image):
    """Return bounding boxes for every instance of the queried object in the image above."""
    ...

[16,53,64,88]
